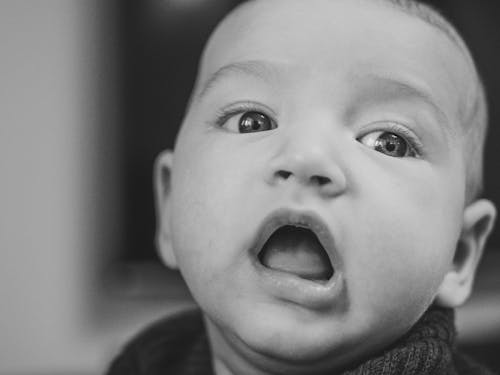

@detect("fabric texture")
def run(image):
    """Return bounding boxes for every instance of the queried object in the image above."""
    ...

[106,306,496,375]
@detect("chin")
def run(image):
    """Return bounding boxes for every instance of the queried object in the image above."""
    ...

[230,310,352,364]
[231,325,365,375]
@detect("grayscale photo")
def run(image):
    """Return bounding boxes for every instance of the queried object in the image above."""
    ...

[1,1,500,374]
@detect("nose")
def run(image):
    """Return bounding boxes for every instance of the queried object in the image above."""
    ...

[266,141,348,198]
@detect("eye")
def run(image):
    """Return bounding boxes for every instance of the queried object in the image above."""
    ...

[359,131,416,158]
[238,111,276,133]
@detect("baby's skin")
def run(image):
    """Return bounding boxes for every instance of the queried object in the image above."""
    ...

[154,0,496,373]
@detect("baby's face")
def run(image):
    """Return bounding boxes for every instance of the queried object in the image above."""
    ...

[160,0,480,371]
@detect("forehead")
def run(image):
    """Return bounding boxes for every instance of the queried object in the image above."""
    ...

[197,0,473,126]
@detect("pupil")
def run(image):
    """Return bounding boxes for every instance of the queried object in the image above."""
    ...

[386,142,396,152]
[239,111,271,133]
[376,132,407,157]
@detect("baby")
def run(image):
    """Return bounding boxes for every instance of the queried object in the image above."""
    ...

[108,0,497,374]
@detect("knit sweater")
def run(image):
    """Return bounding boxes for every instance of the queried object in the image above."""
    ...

[106,307,496,375]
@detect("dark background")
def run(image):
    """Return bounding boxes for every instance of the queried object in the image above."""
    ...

[115,0,500,262]
[111,0,500,371]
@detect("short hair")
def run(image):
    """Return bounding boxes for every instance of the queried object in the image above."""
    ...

[379,0,487,202]
[198,0,487,202]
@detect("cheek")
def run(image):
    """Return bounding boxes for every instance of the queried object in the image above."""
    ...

[168,135,261,290]
[345,159,464,310]
[354,151,465,242]
[171,128,274,232]
[350,236,447,306]
[345,219,455,325]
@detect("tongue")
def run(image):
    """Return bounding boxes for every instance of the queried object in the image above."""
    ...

[259,226,333,281]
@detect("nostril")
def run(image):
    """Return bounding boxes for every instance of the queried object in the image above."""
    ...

[275,170,292,180]
[311,175,332,186]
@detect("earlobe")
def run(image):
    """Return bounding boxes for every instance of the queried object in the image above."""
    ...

[154,150,178,269]
[436,199,496,308]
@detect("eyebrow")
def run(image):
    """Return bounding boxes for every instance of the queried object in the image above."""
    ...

[349,74,454,136]
[194,60,282,102]
[193,62,455,138]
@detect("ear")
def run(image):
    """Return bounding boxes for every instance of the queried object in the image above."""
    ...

[435,199,496,307]
[154,150,178,269]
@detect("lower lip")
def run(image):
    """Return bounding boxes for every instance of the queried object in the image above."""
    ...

[253,260,345,311]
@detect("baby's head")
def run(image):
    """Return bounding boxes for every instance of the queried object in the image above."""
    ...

[154,0,496,373]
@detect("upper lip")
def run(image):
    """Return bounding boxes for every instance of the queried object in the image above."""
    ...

[250,207,340,274]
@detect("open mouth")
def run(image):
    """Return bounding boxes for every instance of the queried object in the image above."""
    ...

[258,224,334,283]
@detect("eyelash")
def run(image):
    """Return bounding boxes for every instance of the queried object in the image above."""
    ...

[212,103,424,157]
[213,101,276,128]
[360,122,424,157]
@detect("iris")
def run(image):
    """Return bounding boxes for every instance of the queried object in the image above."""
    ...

[239,111,274,133]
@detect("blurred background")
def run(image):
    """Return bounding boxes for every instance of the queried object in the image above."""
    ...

[1,0,499,374]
